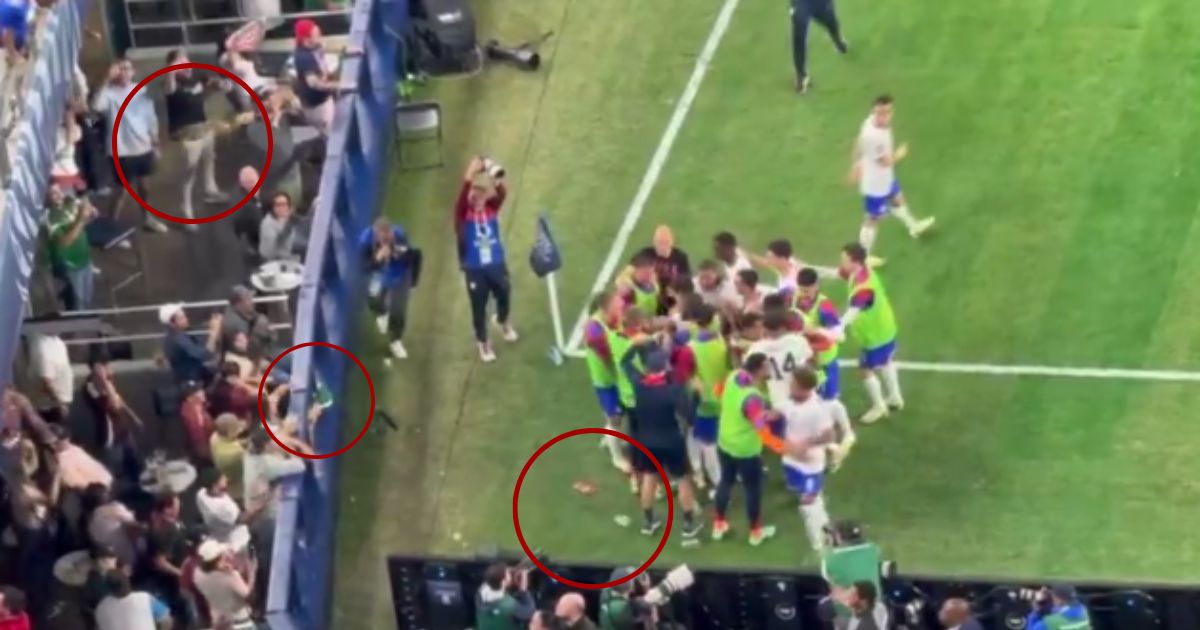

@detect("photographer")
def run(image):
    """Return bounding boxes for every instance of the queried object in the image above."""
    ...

[831,581,888,630]
[1027,585,1091,630]
[476,563,536,630]
[360,217,420,360]
[454,157,518,363]
[600,566,694,630]
[821,521,883,625]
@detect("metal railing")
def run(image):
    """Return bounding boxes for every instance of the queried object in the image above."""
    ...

[120,0,351,51]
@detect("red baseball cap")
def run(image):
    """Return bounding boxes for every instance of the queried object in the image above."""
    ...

[294,18,318,41]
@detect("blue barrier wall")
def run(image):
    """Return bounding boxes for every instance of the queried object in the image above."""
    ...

[0,0,89,388]
[265,0,407,628]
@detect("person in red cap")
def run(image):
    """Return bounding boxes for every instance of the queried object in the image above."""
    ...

[291,18,338,136]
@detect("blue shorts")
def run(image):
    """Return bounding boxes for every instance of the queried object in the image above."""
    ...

[784,464,824,497]
[819,363,840,400]
[859,339,897,370]
[0,3,26,50]
[692,415,717,444]
[863,180,902,219]
[594,386,622,419]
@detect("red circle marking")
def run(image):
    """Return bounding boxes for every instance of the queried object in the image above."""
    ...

[110,62,272,224]
[512,428,674,590]
[257,342,374,460]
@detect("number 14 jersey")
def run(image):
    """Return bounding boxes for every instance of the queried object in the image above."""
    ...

[746,333,813,406]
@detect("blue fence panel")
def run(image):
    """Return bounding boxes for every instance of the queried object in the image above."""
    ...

[0,0,89,389]
[265,0,407,627]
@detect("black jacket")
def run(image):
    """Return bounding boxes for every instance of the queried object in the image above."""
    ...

[621,343,692,448]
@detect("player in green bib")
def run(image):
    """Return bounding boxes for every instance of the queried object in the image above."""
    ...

[834,243,902,424]
[617,252,661,316]
[712,353,781,546]
[673,303,729,491]
[583,290,630,472]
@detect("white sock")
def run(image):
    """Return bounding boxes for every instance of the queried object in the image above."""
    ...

[863,373,886,409]
[701,443,721,486]
[892,205,919,230]
[859,224,877,251]
[882,362,903,404]
[686,431,702,475]
[604,421,627,465]
[800,496,830,552]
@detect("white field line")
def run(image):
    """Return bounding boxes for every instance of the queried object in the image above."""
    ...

[558,349,1200,382]
[562,0,743,353]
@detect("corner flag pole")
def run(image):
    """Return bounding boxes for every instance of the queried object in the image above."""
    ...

[546,271,566,352]
[530,214,569,364]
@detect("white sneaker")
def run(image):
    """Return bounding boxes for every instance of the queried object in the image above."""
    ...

[375,314,388,335]
[613,456,631,474]
[389,339,408,359]
[478,342,496,363]
[909,217,935,238]
[860,405,889,424]
[887,397,905,411]
[493,315,519,342]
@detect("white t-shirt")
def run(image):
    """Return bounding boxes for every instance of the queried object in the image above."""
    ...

[243,451,305,518]
[694,277,742,312]
[746,333,813,405]
[30,333,73,406]
[726,249,752,275]
[778,395,833,473]
[197,488,242,541]
[95,592,160,630]
[88,502,139,567]
[857,115,895,197]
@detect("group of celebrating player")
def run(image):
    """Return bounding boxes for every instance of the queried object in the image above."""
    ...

[579,94,935,552]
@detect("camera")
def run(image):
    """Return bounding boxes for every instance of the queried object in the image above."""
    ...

[482,156,506,179]
[640,565,695,606]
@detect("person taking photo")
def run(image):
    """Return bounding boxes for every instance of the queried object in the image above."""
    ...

[475,563,535,630]
[454,156,518,362]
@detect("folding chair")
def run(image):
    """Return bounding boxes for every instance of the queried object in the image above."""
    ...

[392,101,443,170]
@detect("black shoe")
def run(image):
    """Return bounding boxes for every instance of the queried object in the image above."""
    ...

[796,75,812,94]
[680,519,703,539]
[835,38,849,54]
[641,517,664,536]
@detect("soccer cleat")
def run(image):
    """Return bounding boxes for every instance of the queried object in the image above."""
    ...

[680,519,703,541]
[887,397,905,411]
[835,38,849,54]
[711,519,730,541]
[478,342,497,363]
[493,315,519,342]
[860,405,888,424]
[375,314,388,335]
[909,216,936,238]
[749,524,777,547]
[796,74,812,94]
[641,516,664,536]
[389,339,408,359]
[612,454,632,474]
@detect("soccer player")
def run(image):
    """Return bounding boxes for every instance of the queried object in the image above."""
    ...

[746,309,814,407]
[778,367,837,552]
[617,252,661,316]
[850,95,935,253]
[583,289,631,472]
[713,353,781,546]
[455,157,518,363]
[734,269,765,314]
[694,259,742,315]
[672,303,729,490]
[608,307,654,493]
[834,243,902,423]
[792,268,841,400]
[752,239,839,293]
[713,231,752,275]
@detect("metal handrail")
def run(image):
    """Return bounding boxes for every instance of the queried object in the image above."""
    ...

[128,8,350,31]
[70,293,290,317]
[62,321,292,346]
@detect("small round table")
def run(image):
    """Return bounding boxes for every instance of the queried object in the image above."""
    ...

[53,550,93,586]
[139,460,198,495]
[251,259,304,293]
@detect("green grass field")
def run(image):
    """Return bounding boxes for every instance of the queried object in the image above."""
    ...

[329,0,1200,626]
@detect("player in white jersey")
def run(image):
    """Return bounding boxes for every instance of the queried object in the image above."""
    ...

[751,239,839,293]
[777,367,838,552]
[849,94,935,254]
[745,309,813,406]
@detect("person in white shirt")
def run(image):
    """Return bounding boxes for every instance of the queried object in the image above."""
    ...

[693,259,742,315]
[752,239,839,293]
[91,58,166,233]
[849,94,935,253]
[733,269,765,314]
[94,570,172,630]
[712,231,752,276]
[777,367,838,553]
[196,469,260,552]
[85,484,142,568]
[28,331,72,423]
[193,539,257,629]
[745,309,813,406]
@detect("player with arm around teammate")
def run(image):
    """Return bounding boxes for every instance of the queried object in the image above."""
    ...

[778,367,838,553]
[792,268,857,468]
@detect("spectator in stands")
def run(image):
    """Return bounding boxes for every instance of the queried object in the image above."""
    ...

[210,362,256,419]
[2,385,57,448]
[8,465,59,621]
[160,304,222,384]
[211,413,247,499]
[179,531,212,628]
[194,539,258,629]
[234,167,266,261]
[291,19,337,136]
[92,58,167,233]
[554,593,597,630]
[221,285,276,360]
[44,184,98,310]
[939,598,982,630]
[256,87,307,209]
[223,331,265,386]
[84,483,142,569]
[833,581,888,630]
[82,353,141,481]
[52,107,86,191]
[93,569,172,630]
[27,330,73,423]
[163,49,225,230]
[179,381,214,464]
[360,217,417,359]
[0,0,29,63]
[145,493,191,623]
[196,468,260,550]
[0,586,31,630]
[48,424,113,490]
[259,192,303,263]
[1027,585,1091,630]
[476,564,536,630]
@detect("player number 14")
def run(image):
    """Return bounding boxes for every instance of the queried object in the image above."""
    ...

[768,354,798,380]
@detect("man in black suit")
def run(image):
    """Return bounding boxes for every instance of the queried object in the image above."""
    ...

[790,0,849,93]
[939,598,984,630]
